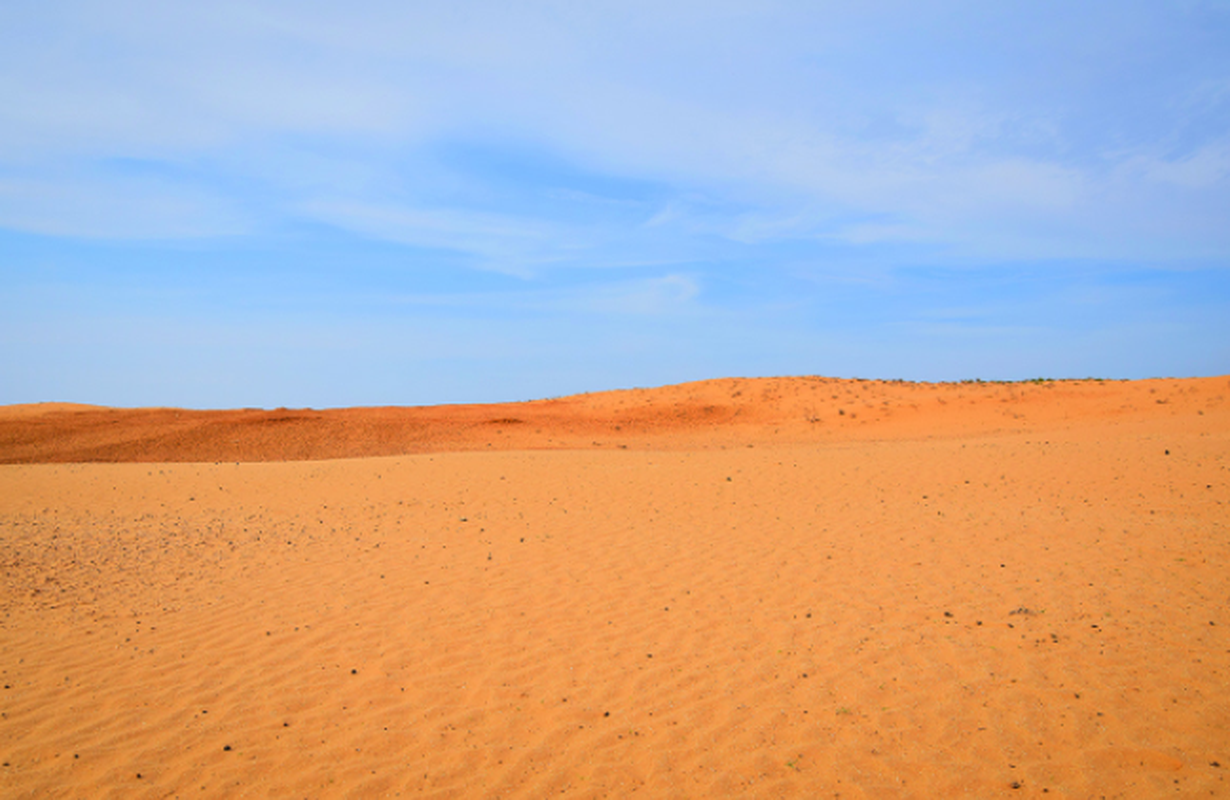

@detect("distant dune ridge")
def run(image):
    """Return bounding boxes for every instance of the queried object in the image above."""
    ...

[2,375,1226,463]
[2,376,1228,797]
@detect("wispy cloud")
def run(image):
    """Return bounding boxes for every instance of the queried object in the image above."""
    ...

[0,171,247,239]
[1,0,1226,258]
[298,199,572,276]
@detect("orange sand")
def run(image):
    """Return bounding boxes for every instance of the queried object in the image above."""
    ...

[1,376,1228,798]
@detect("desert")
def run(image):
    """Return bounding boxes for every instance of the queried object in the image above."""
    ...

[1,376,1228,798]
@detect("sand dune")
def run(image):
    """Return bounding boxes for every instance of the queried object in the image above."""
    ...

[1,376,1225,463]
[2,376,1228,798]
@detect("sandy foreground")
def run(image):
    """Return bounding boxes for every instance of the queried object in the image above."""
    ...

[1,376,1228,798]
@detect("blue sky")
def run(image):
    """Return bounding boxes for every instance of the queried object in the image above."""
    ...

[2,1,1229,407]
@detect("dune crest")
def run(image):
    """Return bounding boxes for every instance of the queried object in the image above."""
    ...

[2,375,1226,463]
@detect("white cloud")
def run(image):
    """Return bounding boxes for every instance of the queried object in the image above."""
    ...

[0,173,247,239]
[579,274,701,316]
[1120,141,1230,189]
[298,198,574,275]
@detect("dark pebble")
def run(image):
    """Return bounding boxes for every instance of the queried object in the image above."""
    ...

[223,745,232,752]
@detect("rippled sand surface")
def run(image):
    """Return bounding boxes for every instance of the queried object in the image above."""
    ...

[2,376,1228,798]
